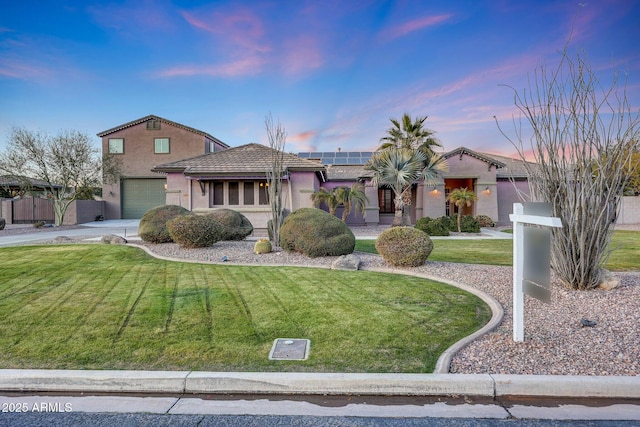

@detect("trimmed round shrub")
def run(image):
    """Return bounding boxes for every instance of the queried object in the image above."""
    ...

[206,208,253,240]
[458,215,481,233]
[475,214,495,228]
[280,208,355,257]
[375,226,433,267]
[415,217,450,236]
[139,205,192,243]
[166,214,224,248]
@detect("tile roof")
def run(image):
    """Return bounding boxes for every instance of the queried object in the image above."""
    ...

[326,165,370,181]
[479,153,536,179]
[152,143,326,178]
[96,114,229,148]
[0,175,62,189]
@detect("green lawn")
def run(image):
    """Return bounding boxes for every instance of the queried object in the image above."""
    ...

[0,245,491,373]
[355,230,640,271]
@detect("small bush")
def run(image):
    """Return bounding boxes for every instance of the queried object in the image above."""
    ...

[139,205,192,243]
[280,208,355,257]
[458,215,481,233]
[375,227,433,267]
[415,217,450,236]
[0,218,5,230]
[166,215,224,248]
[475,215,495,228]
[206,209,253,240]
[34,221,45,228]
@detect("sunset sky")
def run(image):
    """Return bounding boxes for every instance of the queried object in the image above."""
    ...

[1,0,638,156]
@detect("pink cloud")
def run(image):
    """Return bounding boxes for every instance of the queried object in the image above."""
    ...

[289,130,317,143]
[382,14,453,40]
[287,130,318,151]
[156,56,266,78]
[181,9,270,54]
[88,1,177,35]
[282,36,324,75]
[0,59,51,80]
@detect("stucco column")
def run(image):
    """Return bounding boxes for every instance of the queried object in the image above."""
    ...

[476,182,498,221]
[422,183,446,219]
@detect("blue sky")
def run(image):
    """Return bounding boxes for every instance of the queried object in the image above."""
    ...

[1,0,639,156]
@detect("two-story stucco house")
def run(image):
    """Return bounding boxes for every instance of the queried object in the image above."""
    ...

[98,115,229,219]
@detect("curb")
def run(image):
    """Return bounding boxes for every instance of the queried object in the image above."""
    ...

[1,370,639,399]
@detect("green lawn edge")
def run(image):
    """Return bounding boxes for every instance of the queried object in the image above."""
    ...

[0,244,492,374]
[355,230,640,271]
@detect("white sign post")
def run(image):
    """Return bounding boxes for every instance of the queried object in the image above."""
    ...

[509,203,562,342]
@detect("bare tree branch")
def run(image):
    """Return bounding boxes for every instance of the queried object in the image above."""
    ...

[497,48,640,290]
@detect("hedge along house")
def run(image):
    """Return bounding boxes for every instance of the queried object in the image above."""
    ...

[151,143,327,229]
[98,115,229,219]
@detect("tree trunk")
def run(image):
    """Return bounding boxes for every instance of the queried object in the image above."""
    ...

[457,211,462,233]
[401,186,412,226]
[392,193,404,226]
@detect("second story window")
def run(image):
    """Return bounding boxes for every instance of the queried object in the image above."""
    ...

[108,138,124,154]
[154,138,170,154]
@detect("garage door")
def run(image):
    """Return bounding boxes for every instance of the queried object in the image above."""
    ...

[121,178,166,219]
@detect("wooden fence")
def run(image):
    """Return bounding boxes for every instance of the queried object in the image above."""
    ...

[11,197,54,223]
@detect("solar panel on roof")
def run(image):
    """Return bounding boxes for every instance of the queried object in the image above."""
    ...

[297,151,375,165]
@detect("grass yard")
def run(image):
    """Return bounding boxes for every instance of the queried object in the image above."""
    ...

[355,239,513,266]
[355,230,640,271]
[0,245,491,373]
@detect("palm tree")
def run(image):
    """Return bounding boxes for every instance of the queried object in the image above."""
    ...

[447,187,477,232]
[379,113,442,156]
[310,187,339,215]
[365,147,447,226]
[378,113,446,224]
[334,183,369,222]
[311,184,369,222]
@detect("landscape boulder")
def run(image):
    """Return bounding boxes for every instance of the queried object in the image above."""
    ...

[597,269,620,290]
[331,254,361,271]
[102,234,128,245]
[54,236,74,243]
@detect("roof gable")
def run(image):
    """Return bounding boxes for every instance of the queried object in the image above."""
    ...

[443,146,507,169]
[97,114,229,147]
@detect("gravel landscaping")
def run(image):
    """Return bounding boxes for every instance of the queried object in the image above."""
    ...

[2,224,638,377]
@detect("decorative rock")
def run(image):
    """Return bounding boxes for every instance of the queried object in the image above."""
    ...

[331,254,361,271]
[580,318,597,328]
[597,269,620,290]
[54,236,74,243]
[102,234,127,245]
